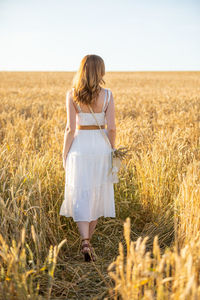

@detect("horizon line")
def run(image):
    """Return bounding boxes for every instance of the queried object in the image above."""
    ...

[0,69,200,72]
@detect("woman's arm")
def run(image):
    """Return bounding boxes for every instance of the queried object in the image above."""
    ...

[62,91,76,166]
[105,91,116,149]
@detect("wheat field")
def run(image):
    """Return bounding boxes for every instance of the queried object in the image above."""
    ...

[0,71,200,299]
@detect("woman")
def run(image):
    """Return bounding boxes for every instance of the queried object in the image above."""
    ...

[59,54,116,262]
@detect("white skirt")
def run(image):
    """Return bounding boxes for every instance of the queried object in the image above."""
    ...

[59,129,116,222]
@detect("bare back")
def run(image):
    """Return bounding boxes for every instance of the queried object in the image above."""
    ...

[71,88,109,113]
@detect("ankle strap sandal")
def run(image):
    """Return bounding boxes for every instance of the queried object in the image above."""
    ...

[81,238,91,262]
[81,238,96,262]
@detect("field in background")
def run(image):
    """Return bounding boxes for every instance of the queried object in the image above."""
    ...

[0,71,200,299]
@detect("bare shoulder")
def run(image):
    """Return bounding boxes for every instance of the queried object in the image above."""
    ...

[66,89,74,102]
[67,88,73,97]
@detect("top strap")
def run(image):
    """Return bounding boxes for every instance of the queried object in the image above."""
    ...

[104,89,111,112]
[102,89,107,112]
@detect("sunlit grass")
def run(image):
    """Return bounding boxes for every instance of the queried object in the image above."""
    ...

[0,71,199,299]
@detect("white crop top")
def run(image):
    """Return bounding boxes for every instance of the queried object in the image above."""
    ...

[67,88,111,126]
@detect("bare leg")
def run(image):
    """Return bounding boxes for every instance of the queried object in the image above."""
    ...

[76,221,90,252]
[89,219,98,240]
[76,220,97,259]
[76,221,90,239]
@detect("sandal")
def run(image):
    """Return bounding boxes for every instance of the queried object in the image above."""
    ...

[89,245,96,262]
[81,238,91,262]
[81,238,96,262]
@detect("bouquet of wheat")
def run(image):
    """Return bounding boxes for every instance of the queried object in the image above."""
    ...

[110,146,130,182]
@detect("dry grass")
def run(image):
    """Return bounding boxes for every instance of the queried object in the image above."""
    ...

[0,71,200,299]
[108,217,200,299]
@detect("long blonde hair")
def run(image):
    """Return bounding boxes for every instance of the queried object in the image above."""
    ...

[72,54,106,105]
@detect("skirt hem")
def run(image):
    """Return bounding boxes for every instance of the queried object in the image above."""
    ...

[59,214,116,222]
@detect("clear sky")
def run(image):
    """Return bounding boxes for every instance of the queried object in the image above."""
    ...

[0,0,199,71]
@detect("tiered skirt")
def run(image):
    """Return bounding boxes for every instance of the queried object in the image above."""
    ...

[59,129,116,221]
